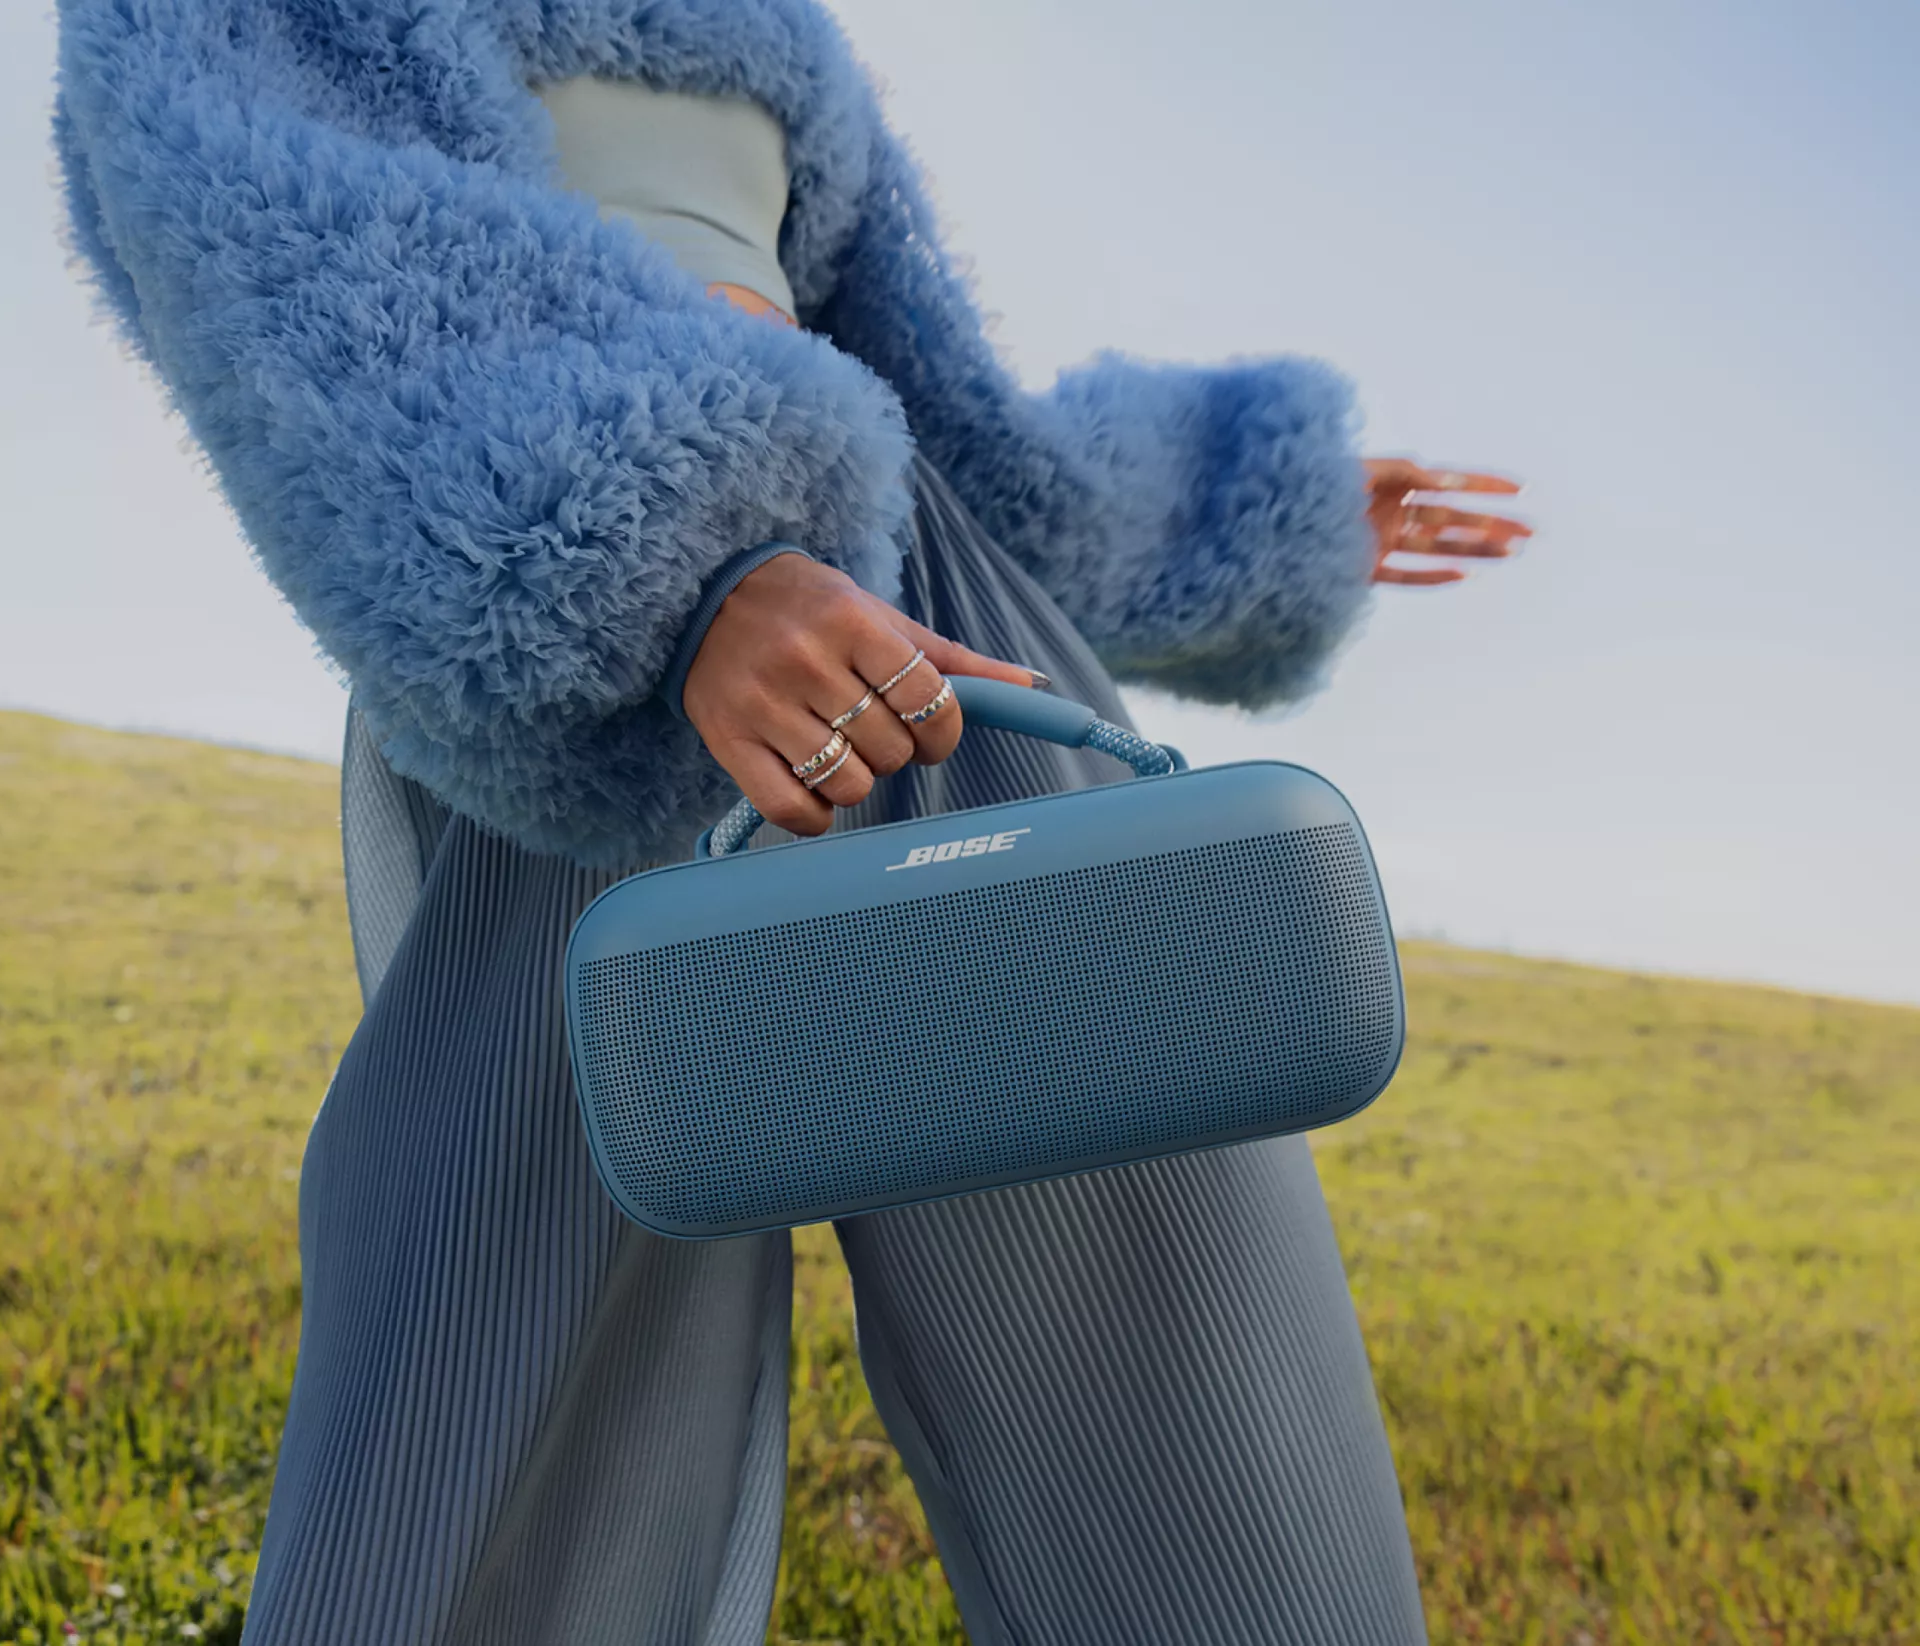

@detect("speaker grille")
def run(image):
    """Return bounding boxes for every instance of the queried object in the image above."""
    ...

[575,824,1397,1230]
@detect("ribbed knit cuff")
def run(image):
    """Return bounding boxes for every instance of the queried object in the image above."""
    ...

[661,542,812,722]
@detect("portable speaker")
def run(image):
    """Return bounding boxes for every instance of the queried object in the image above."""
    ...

[565,677,1404,1239]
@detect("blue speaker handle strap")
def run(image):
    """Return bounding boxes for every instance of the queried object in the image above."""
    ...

[950,675,1100,744]
[699,675,1180,859]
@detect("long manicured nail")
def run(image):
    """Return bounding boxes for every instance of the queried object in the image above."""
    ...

[1025,669,1053,690]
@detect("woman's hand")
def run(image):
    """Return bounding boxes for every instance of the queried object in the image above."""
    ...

[682,554,1040,837]
[1363,458,1532,586]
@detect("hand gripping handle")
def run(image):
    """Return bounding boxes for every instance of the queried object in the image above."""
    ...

[696,675,1184,859]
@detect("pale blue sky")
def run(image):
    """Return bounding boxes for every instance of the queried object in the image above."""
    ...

[3,0,1914,1003]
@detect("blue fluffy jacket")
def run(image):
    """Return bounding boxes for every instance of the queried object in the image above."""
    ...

[54,0,1377,867]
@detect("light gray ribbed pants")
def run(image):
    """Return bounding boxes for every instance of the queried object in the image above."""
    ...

[242,459,1427,1645]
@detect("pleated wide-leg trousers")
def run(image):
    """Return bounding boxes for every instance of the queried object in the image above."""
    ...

[240,457,1428,1646]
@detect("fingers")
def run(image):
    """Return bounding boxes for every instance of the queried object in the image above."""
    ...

[680,551,1049,825]
[709,684,878,837]
[889,666,962,765]
[887,611,1043,689]
[805,669,918,778]
[1375,563,1468,587]
[1415,468,1522,495]
[762,699,877,814]
[1400,505,1534,558]
[1366,461,1533,591]
[1397,535,1514,560]
[1365,458,1523,496]
[857,608,1057,764]
[723,740,836,837]
[851,633,965,765]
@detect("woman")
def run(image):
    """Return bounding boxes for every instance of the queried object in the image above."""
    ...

[54,3,1528,1641]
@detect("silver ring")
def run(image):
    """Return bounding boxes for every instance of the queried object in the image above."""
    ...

[791,729,848,779]
[898,676,954,726]
[870,648,926,698]
[829,689,876,731]
[1399,501,1424,549]
[801,743,854,790]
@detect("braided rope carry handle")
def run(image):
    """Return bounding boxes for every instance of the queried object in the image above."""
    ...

[698,676,1183,859]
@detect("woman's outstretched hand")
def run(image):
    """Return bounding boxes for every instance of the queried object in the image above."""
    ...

[682,554,1039,838]
[1363,458,1532,586]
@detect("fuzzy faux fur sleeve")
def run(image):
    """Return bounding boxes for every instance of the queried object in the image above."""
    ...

[1004,350,1378,707]
[53,0,915,867]
[815,138,1378,711]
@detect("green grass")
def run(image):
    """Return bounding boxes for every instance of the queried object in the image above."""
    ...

[1,707,1915,1644]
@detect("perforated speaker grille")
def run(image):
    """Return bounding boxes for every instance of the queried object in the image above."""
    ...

[575,823,1397,1231]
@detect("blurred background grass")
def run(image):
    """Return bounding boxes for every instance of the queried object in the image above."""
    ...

[1,708,1914,1644]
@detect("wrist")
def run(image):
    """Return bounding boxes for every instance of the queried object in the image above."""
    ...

[661,542,812,721]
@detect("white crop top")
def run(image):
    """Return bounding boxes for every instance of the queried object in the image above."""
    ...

[535,76,797,318]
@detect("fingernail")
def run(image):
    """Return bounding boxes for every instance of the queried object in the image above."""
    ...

[1026,669,1052,690]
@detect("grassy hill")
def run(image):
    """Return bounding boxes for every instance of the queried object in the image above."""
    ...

[1,707,1915,1645]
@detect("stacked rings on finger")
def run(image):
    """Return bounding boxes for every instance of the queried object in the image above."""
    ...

[791,730,848,781]
[898,677,954,725]
[800,743,854,790]
[829,689,876,731]
[870,648,926,698]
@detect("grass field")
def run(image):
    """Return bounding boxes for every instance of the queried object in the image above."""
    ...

[1,706,1915,1644]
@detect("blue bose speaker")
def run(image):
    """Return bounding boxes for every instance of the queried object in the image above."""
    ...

[565,677,1405,1239]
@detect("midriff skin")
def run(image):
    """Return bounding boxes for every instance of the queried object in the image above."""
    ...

[709,281,796,326]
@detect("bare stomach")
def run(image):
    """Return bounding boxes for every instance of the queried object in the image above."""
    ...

[707,281,797,328]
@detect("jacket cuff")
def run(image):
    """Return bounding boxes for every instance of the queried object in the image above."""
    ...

[661,541,813,721]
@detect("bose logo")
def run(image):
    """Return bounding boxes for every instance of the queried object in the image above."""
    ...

[886,828,1030,871]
